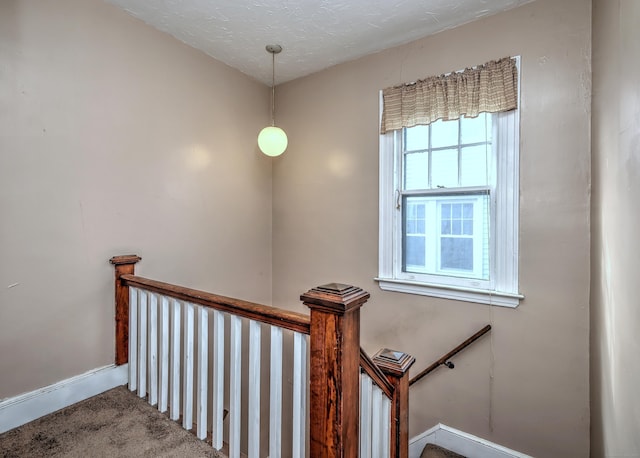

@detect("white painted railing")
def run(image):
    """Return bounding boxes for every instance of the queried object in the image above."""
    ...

[128,286,309,458]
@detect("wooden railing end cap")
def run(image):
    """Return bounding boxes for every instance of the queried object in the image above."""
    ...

[110,255,142,266]
[373,348,416,376]
[300,283,370,313]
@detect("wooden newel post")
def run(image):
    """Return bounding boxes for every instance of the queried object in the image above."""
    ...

[373,349,416,458]
[301,283,370,458]
[109,255,142,365]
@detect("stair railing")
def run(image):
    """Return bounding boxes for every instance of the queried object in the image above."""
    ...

[111,255,310,457]
[111,255,413,458]
[409,324,492,387]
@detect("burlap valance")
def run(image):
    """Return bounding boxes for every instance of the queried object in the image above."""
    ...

[380,57,518,134]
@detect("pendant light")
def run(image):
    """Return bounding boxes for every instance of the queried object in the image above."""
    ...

[258,44,288,157]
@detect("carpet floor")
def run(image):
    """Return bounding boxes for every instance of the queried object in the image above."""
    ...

[0,386,225,457]
[420,443,466,458]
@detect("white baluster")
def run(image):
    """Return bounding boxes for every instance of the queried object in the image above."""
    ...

[381,395,391,458]
[196,306,208,440]
[158,295,169,413]
[138,290,148,398]
[248,320,261,458]
[211,310,224,450]
[170,299,181,421]
[371,385,383,458]
[292,332,307,458]
[269,326,283,458]
[360,373,373,458]
[183,302,195,430]
[149,293,158,406]
[229,315,242,458]
[128,287,138,392]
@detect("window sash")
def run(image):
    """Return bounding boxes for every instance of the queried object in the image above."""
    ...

[400,193,490,285]
[402,115,493,192]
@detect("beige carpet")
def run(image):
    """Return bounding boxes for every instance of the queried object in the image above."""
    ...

[420,443,466,458]
[0,386,225,457]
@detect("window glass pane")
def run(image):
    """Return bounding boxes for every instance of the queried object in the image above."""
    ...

[404,151,429,190]
[441,238,473,270]
[463,203,473,235]
[440,202,472,236]
[441,219,451,234]
[431,149,458,187]
[452,219,461,234]
[431,119,459,148]
[404,197,428,273]
[405,125,429,151]
[461,113,490,144]
[406,236,426,267]
[460,145,488,187]
[405,202,426,235]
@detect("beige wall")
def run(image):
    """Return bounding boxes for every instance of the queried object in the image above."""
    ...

[273,0,592,456]
[591,1,640,456]
[0,0,273,398]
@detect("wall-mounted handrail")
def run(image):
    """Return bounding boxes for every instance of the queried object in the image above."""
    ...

[409,324,492,387]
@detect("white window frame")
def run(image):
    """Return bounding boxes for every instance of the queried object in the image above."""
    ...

[376,58,523,307]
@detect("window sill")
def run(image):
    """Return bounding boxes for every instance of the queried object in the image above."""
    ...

[374,277,523,308]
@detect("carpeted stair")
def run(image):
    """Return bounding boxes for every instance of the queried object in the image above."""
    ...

[421,442,467,458]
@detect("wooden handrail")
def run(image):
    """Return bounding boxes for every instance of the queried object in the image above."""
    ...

[360,348,394,398]
[409,324,492,387]
[120,273,311,334]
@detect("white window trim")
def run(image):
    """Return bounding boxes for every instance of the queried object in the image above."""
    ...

[376,57,523,307]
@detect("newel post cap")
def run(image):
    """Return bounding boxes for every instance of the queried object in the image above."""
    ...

[301,283,370,314]
[372,348,416,377]
[109,255,142,266]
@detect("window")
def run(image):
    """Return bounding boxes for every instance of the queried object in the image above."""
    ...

[377,61,522,307]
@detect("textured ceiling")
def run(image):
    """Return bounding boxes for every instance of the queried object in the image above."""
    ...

[105,0,533,85]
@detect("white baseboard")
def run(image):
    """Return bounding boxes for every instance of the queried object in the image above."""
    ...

[0,364,128,434]
[409,423,532,458]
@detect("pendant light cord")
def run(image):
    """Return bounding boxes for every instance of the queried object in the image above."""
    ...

[271,51,276,127]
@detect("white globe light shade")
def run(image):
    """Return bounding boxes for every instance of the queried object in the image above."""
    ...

[258,126,288,157]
